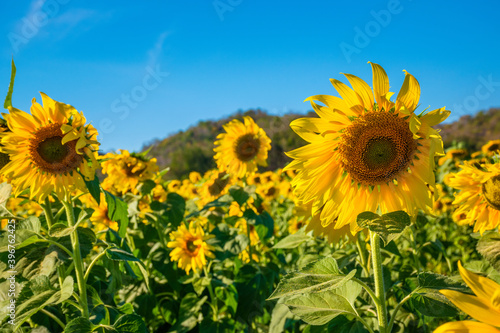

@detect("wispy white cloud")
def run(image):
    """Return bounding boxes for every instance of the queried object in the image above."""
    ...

[147,31,170,67]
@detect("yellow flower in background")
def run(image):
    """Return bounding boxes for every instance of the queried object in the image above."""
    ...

[214,116,271,178]
[101,150,159,195]
[285,63,449,241]
[287,217,305,234]
[0,93,99,202]
[435,261,500,333]
[482,140,500,155]
[438,148,468,166]
[446,161,500,233]
[235,219,259,246]
[167,222,215,274]
[88,193,118,232]
[202,170,231,203]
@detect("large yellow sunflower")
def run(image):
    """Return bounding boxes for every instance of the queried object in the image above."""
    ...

[0,93,99,202]
[167,222,215,274]
[214,116,271,178]
[284,63,449,240]
[445,161,500,233]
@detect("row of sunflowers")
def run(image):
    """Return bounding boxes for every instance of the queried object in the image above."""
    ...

[0,62,500,332]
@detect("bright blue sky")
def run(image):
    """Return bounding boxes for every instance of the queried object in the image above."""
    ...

[1,1,500,152]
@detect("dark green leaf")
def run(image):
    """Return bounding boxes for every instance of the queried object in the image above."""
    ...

[113,314,148,333]
[229,186,250,206]
[356,210,410,244]
[105,247,140,262]
[104,191,129,237]
[84,173,101,205]
[64,317,93,333]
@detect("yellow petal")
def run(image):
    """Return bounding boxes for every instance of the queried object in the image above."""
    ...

[434,320,500,333]
[396,70,420,113]
[440,289,500,327]
[421,107,451,126]
[458,261,500,304]
[329,78,364,114]
[368,62,389,107]
[341,73,374,110]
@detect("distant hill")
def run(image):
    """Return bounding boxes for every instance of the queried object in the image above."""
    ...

[437,107,500,150]
[143,109,310,179]
[142,107,500,179]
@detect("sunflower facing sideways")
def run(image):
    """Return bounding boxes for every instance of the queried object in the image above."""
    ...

[0,93,99,202]
[214,116,271,178]
[284,62,450,241]
[445,161,500,233]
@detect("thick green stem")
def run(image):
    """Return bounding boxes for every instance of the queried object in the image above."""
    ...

[63,200,89,319]
[370,230,388,333]
[204,266,218,321]
[43,197,55,229]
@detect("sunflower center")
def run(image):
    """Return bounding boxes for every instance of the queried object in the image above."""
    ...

[186,240,199,254]
[0,152,10,170]
[37,136,68,163]
[29,123,83,175]
[488,143,500,152]
[234,133,260,162]
[339,112,418,186]
[482,175,500,211]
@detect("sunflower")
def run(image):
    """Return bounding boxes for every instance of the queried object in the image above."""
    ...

[101,150,159,195]
[201,170,232,203]
[445,161,500,233]
[167,222,215,274]
[284,63,449,240]
[435,261,500,333]
[482,140,500,155]
[88,193,118,232]
[214,116,271,178]
[0,93,99,202]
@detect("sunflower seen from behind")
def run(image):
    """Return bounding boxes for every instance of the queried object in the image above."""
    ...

[0,93,99,202]
[285,62,450,241]
[214,116,271,178]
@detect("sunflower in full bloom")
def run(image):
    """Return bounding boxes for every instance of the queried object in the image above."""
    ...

[435,261,500,333]
[201,170,232,204]
[284,63,449,241]
[167,222,215,274]
[445,161,500,233]
[101,150,159,195]
[0,93,99,202]
[214,116,271,178]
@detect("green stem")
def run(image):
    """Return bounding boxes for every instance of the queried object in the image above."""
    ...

[43,197,55,229]
[387,292,414,333]
[84,249,107,282]
[351,277,378,306]
[40,308,65,329]
[409,225,421,274]
[355,313,375,333]
[356,233,369,277]
[204,266,218,321]
[62,200,89,319]
[246,222,254,263]
[370,230,388,333]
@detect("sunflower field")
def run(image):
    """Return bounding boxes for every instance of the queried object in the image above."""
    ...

[1,61,500,333]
